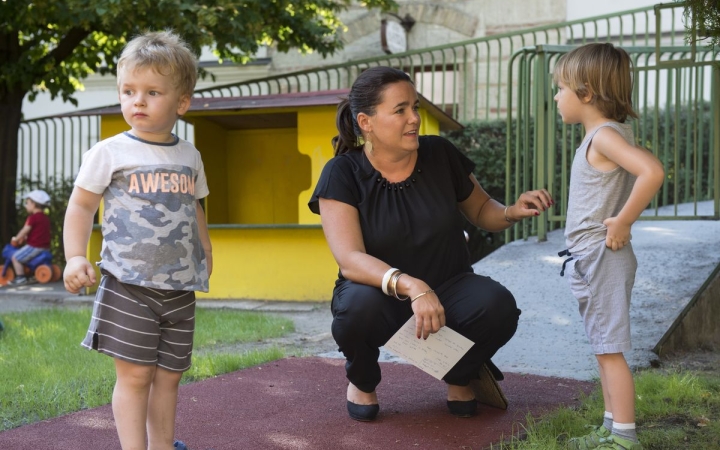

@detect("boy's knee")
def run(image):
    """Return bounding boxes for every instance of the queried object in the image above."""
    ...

[153,366,184,389]
[116,361,156,389]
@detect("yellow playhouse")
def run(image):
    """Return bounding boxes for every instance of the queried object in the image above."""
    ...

[80,89,462,301]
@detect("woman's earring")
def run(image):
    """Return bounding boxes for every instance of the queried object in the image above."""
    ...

[364,136,373,154]
[365,137,372,155]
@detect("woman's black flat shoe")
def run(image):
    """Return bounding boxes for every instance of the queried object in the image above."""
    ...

[347,400,379,421]
[446,399,477,417]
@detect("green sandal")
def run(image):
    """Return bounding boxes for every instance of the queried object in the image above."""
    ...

[566,425,611,450]
[596,435,644,450]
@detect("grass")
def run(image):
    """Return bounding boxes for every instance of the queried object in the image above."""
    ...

[2,307,719,449]
[0,307,293,431]
[490,368,720,450]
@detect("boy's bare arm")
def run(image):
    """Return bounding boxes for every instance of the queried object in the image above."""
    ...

[63,187,103,293]
[196,200,213,276]
[593,128,665,250]
[12,224,32,243]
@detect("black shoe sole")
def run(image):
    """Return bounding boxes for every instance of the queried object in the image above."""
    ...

[347,400,379,421]
[446,400,477,417]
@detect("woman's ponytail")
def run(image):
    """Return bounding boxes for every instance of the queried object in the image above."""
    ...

[332,99,362,156]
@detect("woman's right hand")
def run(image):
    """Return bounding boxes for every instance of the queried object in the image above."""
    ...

[410,291,446,339]
[63,256,97,294]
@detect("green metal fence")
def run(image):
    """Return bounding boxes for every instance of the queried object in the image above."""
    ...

[506,42,720,243]
[18,3,717,233]
[193,4,679,123]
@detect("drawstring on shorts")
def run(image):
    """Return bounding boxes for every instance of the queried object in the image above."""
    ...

[558,249,573,277]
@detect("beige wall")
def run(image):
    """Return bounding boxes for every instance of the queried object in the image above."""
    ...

[20,0,601,119]
[269,0,566,72]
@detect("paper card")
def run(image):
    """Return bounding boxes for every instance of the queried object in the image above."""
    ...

[383,316,474,380]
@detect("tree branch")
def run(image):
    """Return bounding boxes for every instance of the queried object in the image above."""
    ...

[32,27,92,81]
[48,27,92,64]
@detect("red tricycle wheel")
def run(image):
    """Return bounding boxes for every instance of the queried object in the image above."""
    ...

[35,265,53,284]
[51,264,62,282]
[0,268,15,286]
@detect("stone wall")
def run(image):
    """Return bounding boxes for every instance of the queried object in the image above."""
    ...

[269,0,566,73]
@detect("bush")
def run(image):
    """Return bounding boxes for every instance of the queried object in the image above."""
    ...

[443,120,510,262]
[636,101,714,206]
[15,176,74,266]
[442,101,713,262]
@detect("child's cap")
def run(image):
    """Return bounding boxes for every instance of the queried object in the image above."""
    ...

[25,189,51,206]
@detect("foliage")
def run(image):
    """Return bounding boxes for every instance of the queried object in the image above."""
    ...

[13,175,75,265]
[0,0,398,245]
[444,120,511,262]
[678,0,720,48]
[636,101,714,207]
[0,0,398,105]
[445,100,713,260]
[0,307,293,431]
[511,102,712,218]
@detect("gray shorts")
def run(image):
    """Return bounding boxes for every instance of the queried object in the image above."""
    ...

[565,242,637,355]
[81,271,196,372]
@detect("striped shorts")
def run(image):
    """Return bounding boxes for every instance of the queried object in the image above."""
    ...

[13,245,47,264]
[81,271,196,372]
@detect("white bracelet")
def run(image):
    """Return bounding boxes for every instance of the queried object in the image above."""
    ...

[381,268,399,295]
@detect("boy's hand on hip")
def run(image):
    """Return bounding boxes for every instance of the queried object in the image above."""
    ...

[603,217,631,251]
[63,256,97,293]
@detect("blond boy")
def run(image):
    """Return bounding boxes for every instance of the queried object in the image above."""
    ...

[63,31,212,450]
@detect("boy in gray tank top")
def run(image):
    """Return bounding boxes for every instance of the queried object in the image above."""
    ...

[553,43,665,450]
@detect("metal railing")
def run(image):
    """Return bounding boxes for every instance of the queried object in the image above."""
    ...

[194,5,677,123]
[19,3,715,233]
[506,43,720,243]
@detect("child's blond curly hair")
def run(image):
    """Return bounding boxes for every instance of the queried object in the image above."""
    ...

[117,30,198,99]
[553,43,638,123]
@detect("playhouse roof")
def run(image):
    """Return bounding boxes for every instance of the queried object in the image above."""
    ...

[60,89,463,131]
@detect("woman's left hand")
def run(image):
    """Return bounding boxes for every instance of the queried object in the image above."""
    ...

[410,291,446,340]
[508,189,553,221]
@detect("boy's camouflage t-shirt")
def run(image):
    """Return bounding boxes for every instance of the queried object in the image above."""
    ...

[75,132,210,292]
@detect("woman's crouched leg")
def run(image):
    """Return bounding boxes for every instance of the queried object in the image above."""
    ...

[438,272,520,386]
[330,279,412,393]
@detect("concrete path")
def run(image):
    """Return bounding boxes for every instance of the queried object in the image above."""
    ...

[477,201,720,380]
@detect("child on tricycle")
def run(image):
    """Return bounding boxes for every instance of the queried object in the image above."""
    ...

[0,190,60,286]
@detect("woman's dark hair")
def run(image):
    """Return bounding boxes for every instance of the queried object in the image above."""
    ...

[332,66,414,155]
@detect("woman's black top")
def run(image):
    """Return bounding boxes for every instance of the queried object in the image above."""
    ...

[308,135,476,288]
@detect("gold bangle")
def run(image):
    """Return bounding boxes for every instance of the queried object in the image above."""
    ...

[390,271,409,301]
[410,289,434,303]
[504,205,518,223]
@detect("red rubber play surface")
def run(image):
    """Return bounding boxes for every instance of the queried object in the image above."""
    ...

[0,357,594,450]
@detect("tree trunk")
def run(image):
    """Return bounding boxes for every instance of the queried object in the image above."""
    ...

[0,90,25,244]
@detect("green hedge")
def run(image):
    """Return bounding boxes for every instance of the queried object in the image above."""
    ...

[444,120,510,263]
[444,102,714,262]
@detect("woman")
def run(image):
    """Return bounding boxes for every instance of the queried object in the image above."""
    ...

[308,66,552,421]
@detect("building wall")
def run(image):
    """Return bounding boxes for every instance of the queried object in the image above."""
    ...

[21,0,572,120]
[22,1,666,122]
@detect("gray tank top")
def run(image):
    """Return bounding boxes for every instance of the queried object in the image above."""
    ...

[564,122,636,255]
